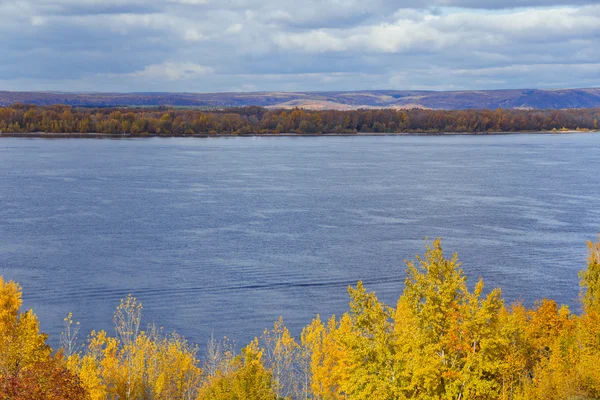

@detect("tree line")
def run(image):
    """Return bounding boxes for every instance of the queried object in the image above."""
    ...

[2,237,600,399]
[0,104,599,135]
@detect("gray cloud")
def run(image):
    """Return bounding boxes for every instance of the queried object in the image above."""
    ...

[0,0,598,92]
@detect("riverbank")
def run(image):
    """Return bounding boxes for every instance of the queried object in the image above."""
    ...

[1,106,597,138]
[0,130,596,139]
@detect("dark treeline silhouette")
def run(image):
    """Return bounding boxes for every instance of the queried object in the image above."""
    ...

[0,104,599,135]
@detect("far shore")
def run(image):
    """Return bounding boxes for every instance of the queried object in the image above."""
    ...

[0,130,597,139]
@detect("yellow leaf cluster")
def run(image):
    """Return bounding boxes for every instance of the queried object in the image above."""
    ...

[0,277,51,379]
[69,295,203,400]
[4,236,600,399]
[197,339,276,400]
[1,277,86,399]
[300,237,600,400]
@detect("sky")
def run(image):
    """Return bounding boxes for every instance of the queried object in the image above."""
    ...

[0,0,599,93]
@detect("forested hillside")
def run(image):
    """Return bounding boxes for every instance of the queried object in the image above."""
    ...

[1,88,600,110]
[0,105,599,135]
[2,238,600,399]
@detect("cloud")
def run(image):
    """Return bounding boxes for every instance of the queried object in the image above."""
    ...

[131,62,214,80]
[15,0,161,16]
[0,0,598,92]
[169,0,211,4]
[273,6,600,54]
[225,24,244,34]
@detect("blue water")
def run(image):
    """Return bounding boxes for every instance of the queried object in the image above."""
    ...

[1,134,599,349]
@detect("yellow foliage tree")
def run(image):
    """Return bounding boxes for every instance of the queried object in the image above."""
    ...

[261,316,311,399]
[1,276,85,399]
[393,239,506,399]
[518,236,600,399]
[340,282,399,399]
[4,237,600,399]
[0,277,51,379]
[69,294,202,400]
[197,338,276,400]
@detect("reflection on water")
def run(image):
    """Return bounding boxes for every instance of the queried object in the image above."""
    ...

[0,134,599,348]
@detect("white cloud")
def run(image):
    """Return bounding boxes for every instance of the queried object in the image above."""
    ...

[183,28,206,41]
[225,24,243,34]
[132,62,214,80]
[275,30,346,52]
[169,0,211,4]
[273,5,600,54]
[0,0,599,91]
[30,16,46,26]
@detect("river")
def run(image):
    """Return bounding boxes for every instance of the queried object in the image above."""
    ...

[1,134,599,348]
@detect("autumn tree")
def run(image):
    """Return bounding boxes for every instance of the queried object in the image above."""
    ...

[0,277,51,380]
[4,238,600,399]
[517,237,600,399]
[392,239,505,398]
[0,276,86,399]
[197,339,276,400]
[261,317,311,399]
[0,352,87,400]
[69,294,203,400]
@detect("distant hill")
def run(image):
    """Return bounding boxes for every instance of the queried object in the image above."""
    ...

[1,88,599,110]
